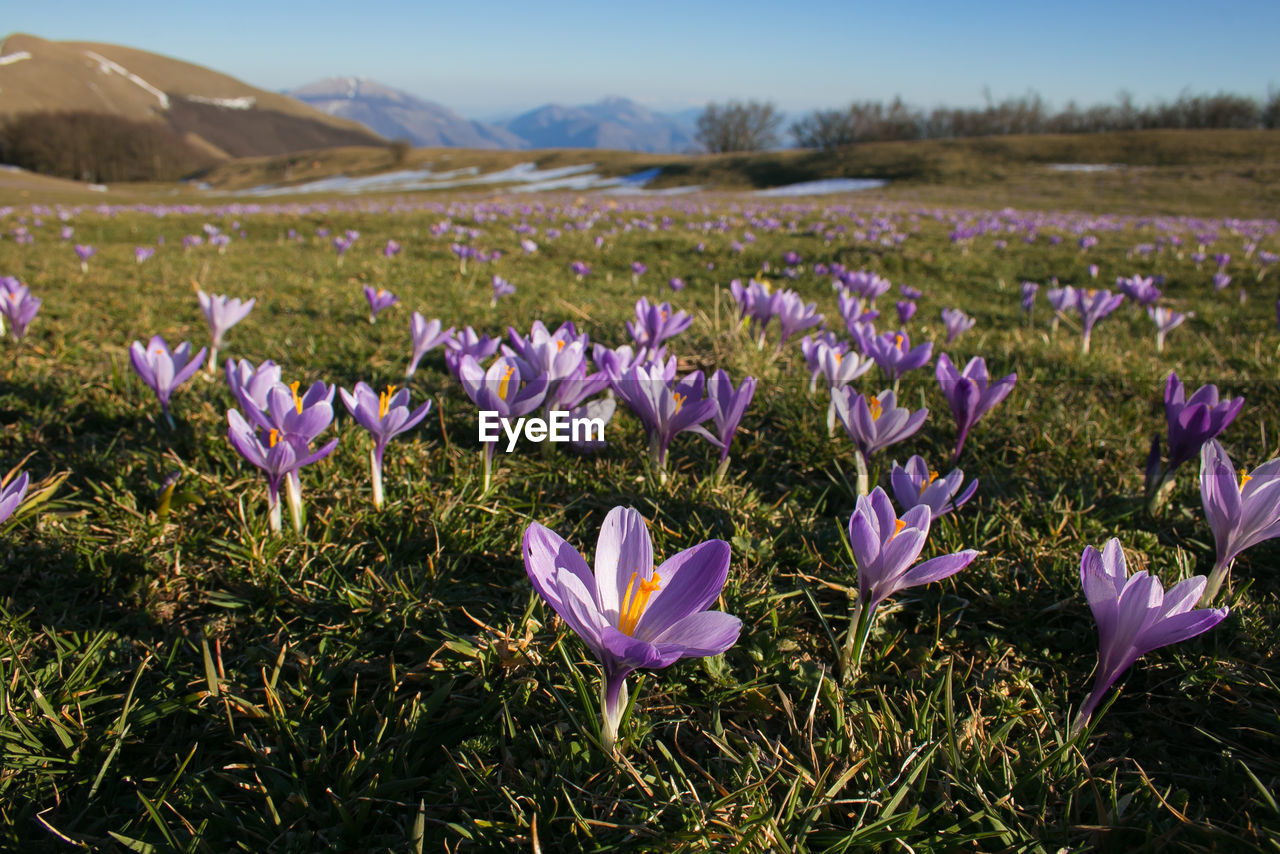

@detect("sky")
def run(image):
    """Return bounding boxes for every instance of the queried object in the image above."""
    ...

[4,0,1278,119]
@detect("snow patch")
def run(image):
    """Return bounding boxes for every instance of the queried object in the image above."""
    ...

[0,51,32,67]
[84,50,170,109]
[754,178,887,196]
[186,95,256,110]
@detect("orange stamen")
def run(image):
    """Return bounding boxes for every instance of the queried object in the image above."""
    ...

[919,470,940,495]
[268,428,279,448]
[498,366,515,400]
[379,385,396,419]
[868,396,883,420]
[618,571,663,636]
[894,333,905,351]
[1239,468,1252,490]
[289,381,303,414]
[890,519,906,539]
[672,392,686,414]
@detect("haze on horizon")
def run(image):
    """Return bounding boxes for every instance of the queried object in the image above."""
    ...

[4,0,1278,120]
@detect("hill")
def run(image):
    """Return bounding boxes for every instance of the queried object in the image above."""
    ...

[0,33,384,160]
[288,77,521,149]
[498,97,695,152]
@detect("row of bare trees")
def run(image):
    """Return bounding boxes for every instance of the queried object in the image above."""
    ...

[0,111,208,183]
[696,91,1280,152]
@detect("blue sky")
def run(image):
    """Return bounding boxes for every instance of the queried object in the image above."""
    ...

[5,0,1277,118]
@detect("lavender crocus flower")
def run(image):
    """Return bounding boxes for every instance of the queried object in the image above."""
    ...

[0,281,41,341]
[226,409,337,533]
[1117,275,1161,306]
[941,308,975,344]
[889,455,977,519]
[1163,373,1243,473]
[668,277,685,292]
[383,239,401,258]
[491,275,516,307]
[405,314,455,378]
[0,470,29,525]
[1076,289,1125,353]
[129,335,207,427]
[1212,272,1232,291]
[800,332,841,393]
[364,286,399,323]
[631,261,647,283]
[74,244,95,273]
[627,298,691,351]
[614,364,718,474]
[135,246,155,264]
[197,289,255,371]
[1147,306,1190,353]
[833,388,928,494]
[1073,539,1227,733]
[935,354,1016,463]
[443,327,501,379]
[340,382,432,509]
[865,330,932,387]
[457,354,549,491]
[773,290,823,347]
[523,506,740,751]
[1198,440,1280,604]
[895,300,916,325]
[570,261,592,279]
[226,357,283,412]
[1020,281,1038,318]
[841,488,977,678]
[707,369,756,478]
[1046,285,1078,334]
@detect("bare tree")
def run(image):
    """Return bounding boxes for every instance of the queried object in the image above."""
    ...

[696,101,783,153]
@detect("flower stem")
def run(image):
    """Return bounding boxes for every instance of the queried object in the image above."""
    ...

[853,449,870,496]
[285,471,304,535]
[840,599,875,683]
[370,447,384,510]
[1201,558,1232,606]
[601,673,628,754]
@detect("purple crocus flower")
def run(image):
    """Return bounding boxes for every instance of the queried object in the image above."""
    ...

[841,487,977,677]
[570,261,592,279]
[1212,272,1232,291]
[899,285,923,300]
[614,363,718,474]
[226,358,282,412]
[833,388,928,493]
[1117,275,1161,306]
[729,278,777,345]
[443,327,502,379]
[1046,285,1077,334]
[135,246,155,264]
[0,470,29,526]
[491,275,516,307]
[1162,373,1243,474]
[889,455,977,519]
[1020,281,1039,318]
[1076,289,1125,353]
[522,506,740,751]
[457,354,549,491]
[865,330,932,386]
[941,308,975,344]
[1145,306,1189,353]
[707,369,756,476]
[383,239,401,258]
[631,261,647,283]
[1073,538,1228,733]
[363,286,399,323]
[668,277,685,292]
[800,332,841,393]
[895,300,917,325]
[129,335,207,427]
[226,409,337,533]
[520,238,538,254]
[74,244,96,273]
[626,298,691,351]
[197,289,255,371]
[0,281,41,341]
[1198,439,1280,603]
[340,382,432,508]
[934,354,1016,463]
[239,379,339,534]
[405,313,455,378]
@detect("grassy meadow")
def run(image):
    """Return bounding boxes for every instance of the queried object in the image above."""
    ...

[0,185,1278,852]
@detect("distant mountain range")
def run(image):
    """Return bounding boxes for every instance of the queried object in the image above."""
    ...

[289,79,699,153]
[0,33,384,160]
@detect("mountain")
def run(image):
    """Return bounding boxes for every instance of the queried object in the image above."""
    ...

[0,33,383,159]
[288,77,522,150]
[498,97,696,152]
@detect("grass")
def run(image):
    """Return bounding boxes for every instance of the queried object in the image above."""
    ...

[0,184,1278,851]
